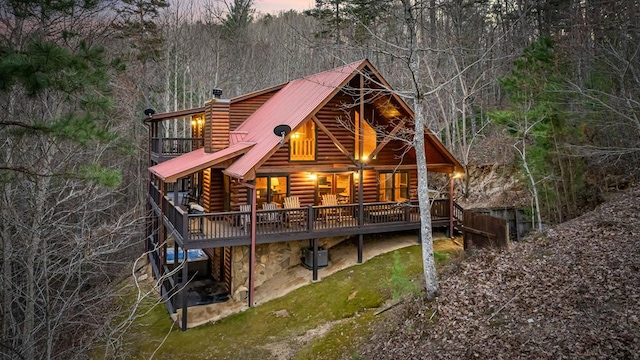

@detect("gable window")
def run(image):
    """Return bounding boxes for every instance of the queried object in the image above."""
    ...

[290,121,316,161]
[255,176,288,207]
[378,171,409,202]
[354,111,376,160]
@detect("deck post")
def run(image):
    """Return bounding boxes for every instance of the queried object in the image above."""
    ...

[312,238,319,281]
[357,234,363,264]
[181,248,189,331]
[173,242,179,302]
[247,182,257,307]
[358,166,364,227]
[449,174,454,238]
[158,180,165,277]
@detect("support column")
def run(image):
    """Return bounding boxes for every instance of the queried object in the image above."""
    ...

[312,238,319,282]
[181,248,189,331]
[246,182,257,307]
[357,234,363,264]
[449,174,454,239]
[158,180,165,277]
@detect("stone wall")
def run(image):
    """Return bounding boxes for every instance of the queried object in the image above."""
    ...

[230,236,347,301]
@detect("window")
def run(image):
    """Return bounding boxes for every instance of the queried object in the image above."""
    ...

[255,176,288,207]
[290,121,316,161]
[354,111,376,161]
[378,171,409,202]
[316,173,352,204]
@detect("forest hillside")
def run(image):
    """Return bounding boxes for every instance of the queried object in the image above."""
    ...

[1,0,638,358]
[361,185,640,359]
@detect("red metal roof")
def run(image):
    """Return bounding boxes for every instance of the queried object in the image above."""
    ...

[149,142,255,183]
[147,59,463,182]
[224,60,368,179]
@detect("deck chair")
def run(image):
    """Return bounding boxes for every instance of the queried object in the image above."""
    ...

[262,202,282,224]
[283,196,305,226]
[321,194,342,221]
[239,204,251,230]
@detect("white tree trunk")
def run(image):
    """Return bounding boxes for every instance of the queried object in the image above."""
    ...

[414,102,438,299]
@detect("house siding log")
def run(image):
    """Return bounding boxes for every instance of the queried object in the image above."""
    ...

[230,92,277,130]
[204,99,231,153]
[202,168,211,212]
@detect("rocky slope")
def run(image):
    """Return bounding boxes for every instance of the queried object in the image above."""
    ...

[360,186,640,359]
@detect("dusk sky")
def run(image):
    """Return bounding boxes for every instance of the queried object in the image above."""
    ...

[254,0,314,14]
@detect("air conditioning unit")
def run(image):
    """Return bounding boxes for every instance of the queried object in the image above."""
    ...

[303,247,328,269]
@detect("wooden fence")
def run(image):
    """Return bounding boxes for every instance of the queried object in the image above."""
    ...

[462,212,509,249]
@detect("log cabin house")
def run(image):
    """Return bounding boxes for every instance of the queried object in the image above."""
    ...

[145,59,464,329]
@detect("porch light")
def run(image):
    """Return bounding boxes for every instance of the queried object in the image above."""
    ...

[453,172,463,179]
[308,173,317,181]
[353,171,359,181]
[191,119,196,126]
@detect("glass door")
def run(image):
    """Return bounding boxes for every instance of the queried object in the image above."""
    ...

[316,173,352,204]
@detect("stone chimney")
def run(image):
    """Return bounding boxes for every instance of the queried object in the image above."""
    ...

[204,89,230,153]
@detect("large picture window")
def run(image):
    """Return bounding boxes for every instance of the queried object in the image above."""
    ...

[354,111,376,161]
[378,171,409,202]
[255,176,288,207]
[290,121,316,161]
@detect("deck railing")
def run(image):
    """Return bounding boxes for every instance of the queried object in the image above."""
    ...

[149,185,461,247]
[151,137,204,157]
[289,138,315,160]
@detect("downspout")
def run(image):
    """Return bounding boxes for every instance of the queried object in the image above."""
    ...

[242,181,257,307]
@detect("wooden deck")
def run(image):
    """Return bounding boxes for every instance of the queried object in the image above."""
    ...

[150,184,462,249]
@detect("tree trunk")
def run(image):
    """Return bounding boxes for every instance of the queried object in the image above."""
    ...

[414,101,438,299]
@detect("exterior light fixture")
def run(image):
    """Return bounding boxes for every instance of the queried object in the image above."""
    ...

[308,173,317,181]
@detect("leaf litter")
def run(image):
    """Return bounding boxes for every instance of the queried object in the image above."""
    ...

[361,186,640,359]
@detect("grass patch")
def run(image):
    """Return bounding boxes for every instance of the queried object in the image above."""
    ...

[124,240,462,359]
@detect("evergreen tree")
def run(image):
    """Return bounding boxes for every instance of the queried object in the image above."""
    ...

[493,38,583,225]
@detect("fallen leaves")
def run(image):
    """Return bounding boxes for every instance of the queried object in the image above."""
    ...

[360,186,640,359]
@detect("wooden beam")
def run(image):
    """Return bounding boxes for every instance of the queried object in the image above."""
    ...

[311,116,357,164]
[312,238,319,281]
[449,175,454,239]
[257,165,358,173]
[357,234,363,264]
[145,106,206,123]
[359,74,364,161]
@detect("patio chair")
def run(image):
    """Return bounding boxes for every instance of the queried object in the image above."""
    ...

[321,193,342,221]
[262,202,282,224]
[239,204,251,230]
[283,196,305,226]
